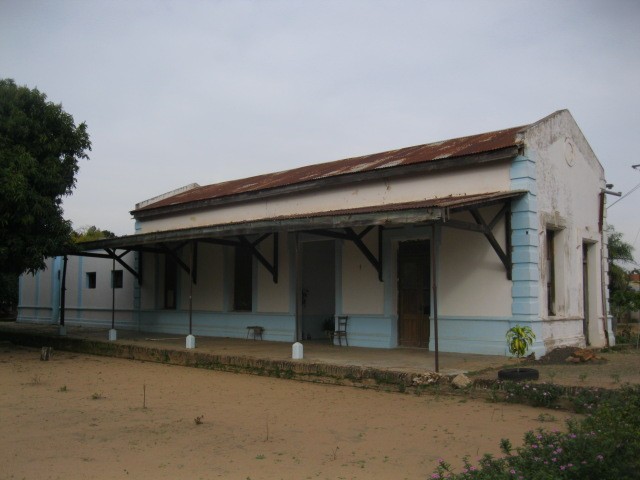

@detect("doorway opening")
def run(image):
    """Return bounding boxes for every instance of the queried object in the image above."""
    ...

[397,240,430,347]
[301,240,336,340]
[582,242,592,346]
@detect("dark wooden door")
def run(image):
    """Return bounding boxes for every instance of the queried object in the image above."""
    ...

[397,240,430,347]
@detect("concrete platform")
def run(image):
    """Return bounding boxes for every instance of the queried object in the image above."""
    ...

[0,322,513,387]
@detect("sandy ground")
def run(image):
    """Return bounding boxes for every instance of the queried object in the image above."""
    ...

[0,345,574,480]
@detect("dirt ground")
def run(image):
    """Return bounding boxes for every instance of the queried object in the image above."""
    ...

[0,344,575,480]
[473,346,640,388]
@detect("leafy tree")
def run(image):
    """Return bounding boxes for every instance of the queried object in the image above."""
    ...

[607,226,640,322]
[0,79,91,276]
[71,225,116,243]
[0,272,18,315]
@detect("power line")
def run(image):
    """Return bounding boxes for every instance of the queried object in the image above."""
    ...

[607,181,640,209]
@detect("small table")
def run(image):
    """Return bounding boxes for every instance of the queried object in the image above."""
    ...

[246,326,264,340]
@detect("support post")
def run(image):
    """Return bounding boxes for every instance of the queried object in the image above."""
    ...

[186,241,196,349]
[109,257,117,341]
[59,255,68,336]
[431,224,439,373]
[294,233,302,342]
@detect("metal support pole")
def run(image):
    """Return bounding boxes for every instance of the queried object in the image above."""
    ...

[185,242,196,349]
[59,255,68,328]
[189,242,194,336]
[111,257,115,330]
[431,224,439,373]
[295,233,302,342]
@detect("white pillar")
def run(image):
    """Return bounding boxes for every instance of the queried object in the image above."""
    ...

[186,334,196,349]
[292,342,303,359]
[108,329,117,341]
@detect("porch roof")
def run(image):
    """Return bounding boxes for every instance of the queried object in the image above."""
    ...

[74,190,525,252]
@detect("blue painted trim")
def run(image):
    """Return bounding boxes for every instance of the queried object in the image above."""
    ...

[510,155,540,323]
[137,310,296,342]
[428,315,546,356]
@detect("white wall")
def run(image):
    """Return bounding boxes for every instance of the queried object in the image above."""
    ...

[257,232,290,313]
[138,162,512,233]
[178,243,224,311]
[342,229,384,314]
[439,206,512,317]
[525,111,607,347]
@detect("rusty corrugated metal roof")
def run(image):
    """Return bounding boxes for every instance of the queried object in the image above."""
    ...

[134,124,526,213]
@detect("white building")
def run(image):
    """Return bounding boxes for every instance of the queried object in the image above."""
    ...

[18,110,613,355]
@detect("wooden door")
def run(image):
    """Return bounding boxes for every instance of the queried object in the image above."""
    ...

[397,241,430,347]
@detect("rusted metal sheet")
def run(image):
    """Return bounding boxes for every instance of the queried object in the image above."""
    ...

[135,125,526,213]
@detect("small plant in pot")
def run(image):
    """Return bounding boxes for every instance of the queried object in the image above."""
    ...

[498,325,539,381]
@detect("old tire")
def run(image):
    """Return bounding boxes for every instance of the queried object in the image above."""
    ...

[498,368,539,382]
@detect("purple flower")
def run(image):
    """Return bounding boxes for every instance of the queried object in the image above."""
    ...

[510,469,516,474]
[596,454,604,461]
[560,466,566,470]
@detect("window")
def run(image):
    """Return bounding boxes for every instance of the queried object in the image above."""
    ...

[164,255,177,309]
[546,230,556,316]
[111,270,123,289]
[86,272,96,289]
[233,245,253,311]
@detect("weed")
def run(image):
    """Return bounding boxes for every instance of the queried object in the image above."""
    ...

[536,413,557,422]
[29,374,42,385]
[330,446,340,461]
[58,385,68,392]
[255,454,265,460]
[579,372,588,382]
[91,392,103,400]
[502,381,563,408]
[611,373,621,384]
[194,415,204,425]
[398,383,406,393]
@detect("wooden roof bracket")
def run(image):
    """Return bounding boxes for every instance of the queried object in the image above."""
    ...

[442,202,512,279]
[238,233,279,284]
[303,226,384,281]
[74,248,142,284]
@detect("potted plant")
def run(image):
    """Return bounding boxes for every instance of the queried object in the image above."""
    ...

[498,325,539,381]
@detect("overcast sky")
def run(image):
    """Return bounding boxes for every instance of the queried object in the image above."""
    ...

[1,0,639,261]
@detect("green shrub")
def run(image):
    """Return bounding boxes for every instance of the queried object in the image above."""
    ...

[502,382,564,408]
[432,385,640,480]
